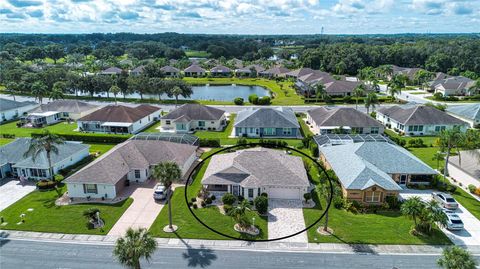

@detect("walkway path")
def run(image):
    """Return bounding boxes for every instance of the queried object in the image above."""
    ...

[108,180,164,236]
[268,199,308,243]
[0,180,36,211]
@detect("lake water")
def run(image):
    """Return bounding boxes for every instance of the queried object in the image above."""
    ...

[75,84,270,101]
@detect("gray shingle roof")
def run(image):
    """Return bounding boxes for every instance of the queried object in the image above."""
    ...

[324,80,360,94]
[161,104,225,121]
[447,104,480,122]
[101,67,123,74]
[286,68,316,78]
[377,105,467,126]
[210,65,231,73]
[29,100,98,114]
[449,150,480,180]
[234,107,300,128]
[0,138,89,168]
[160,66,180,73]
[202,148,309,188]
[260,66,290,76]
[65,140,197,184]
[308,107,382,128]
[184,65,205,73]
[0,98,37,112]
[320,142,435,191]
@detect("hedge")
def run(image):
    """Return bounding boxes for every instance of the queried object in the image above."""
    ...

[31,132,130,143]
[199,138,221,147]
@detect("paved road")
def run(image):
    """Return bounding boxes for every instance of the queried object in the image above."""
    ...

[0,239,460,269]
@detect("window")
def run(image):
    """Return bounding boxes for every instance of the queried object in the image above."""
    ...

[371,127,379,134]
[248,188,254,198]
[418,125,424,131]
[29,168,47,178]
[264,128,275,135]
[435,126,446,132]
[198,121,205,127]
[282,128,292,135]
[258,188,261,196]
[351,127,363,134]
[166,120,171,125]
[250,128,254,133]
[365,191,381,203]
[83,184,98,194]
[134,170,141,179]
[413,125,418,132]
[408,126,413,132]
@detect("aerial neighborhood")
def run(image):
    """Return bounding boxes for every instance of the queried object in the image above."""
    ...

[0,33,479,268]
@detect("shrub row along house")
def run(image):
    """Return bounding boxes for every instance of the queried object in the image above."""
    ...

[315,134,437,204]
[201,147,310,200]
[0,138,89,180]
[65,139,198,199]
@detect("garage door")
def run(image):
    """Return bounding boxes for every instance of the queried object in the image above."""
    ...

[268,186,301,200]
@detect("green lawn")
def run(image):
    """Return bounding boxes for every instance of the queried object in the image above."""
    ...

[384,129,439,146]
[0,138,13,145]
[142,121,161,132]
[0,185,133,235]
[88,143,116,155]
[185,50,210,58]
[297,116,313,137]
[0,121,79,137]
[183,77,304,105]
[149,150,268,240]
[450,188,480,221]
[408,147,444,170]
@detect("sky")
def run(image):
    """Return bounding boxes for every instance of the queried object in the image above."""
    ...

[0,0,479,35]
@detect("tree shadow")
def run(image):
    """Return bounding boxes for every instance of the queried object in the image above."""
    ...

[0,231,10,248]
[175,232,217,268]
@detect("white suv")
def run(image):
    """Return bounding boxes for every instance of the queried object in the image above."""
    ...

[153,184,166,200]
[443,210,464,231]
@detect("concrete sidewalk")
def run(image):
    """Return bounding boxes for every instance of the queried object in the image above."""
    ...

[2,230,480,255]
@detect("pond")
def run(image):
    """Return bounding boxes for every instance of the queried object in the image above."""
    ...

[74,84,270,101]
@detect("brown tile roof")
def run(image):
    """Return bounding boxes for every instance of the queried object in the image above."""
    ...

[162,104,225,121]
[78,105,160,123]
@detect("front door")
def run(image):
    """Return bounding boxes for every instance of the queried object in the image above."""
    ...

[399,175,407,186]
[232,185,239,196]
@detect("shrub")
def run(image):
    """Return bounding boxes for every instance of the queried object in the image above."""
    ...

[261,192,268,197]
[333,196,345,209]
[433,92,444,100]
[193,204,198,209]
[257,96,271,105]
[309,143,319,157]
[303,193,312,203]
[407,138,425,148]
[188,202,193,207]
[211,195,216,201]
[31,132,129,144]
[222,193,237,205]
[237,195,245,202]
[199,138,221,147]
[36,180,57,190]
[223,204,232,214]
[236,137,248,145]
[83,208,100,221]
[201,201,206,207]
[191,197,197,202]
[343,95,352,104]
[233,97,244,105]
[205,197,212,205]
[385,195,401,210]
[474,187,480,196]
[54,174,64,182]
[248,94,259,104]
[254,196,268,214]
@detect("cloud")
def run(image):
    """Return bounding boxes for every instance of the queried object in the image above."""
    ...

[7,0,42,8]
[27,9,43,17]
[118,11,139,20]
[0,8,14,14]
[177,11,201,18]
[452,4,473,15]
[6,12,27,19]
[411,0,445,15]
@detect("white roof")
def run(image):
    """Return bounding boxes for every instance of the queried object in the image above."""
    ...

[100,122,133,127]
[30,111,59,117]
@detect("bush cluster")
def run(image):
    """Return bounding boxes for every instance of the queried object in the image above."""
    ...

[233,97,244,105]
[36,180,57,190]
[222,193,237,205]
[407,138,425,148]
[199,138,221,147]
[253,196,268,215]
[248,94,271,105]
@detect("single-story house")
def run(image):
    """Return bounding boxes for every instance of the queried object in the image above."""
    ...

[318,136,436,204]
[446,104,480,128]
[323,80,362,97]
[20,111,63,127]
[234,107,301,138]
[201,147,310,200]
[294,70,335,95]
[390,65,422,82]
[428,72,450,91]
[0,98,38,124]
[448,150,480,189]
[286,68,316,79]
[130,66,144,76]
[376,105,468,136]
[184,65,206,77]
[99,67,123,75]
[210,65,232,77]
[259,66,290,78]
[77,104,161,134]
[28,100,99,120]
[307,107,384,135]
[0,138,90,180]
[160,104,226,133]
[65,140,198,199]
[234,65,265,77]
[433,76,476,96]
[160,66,180,77]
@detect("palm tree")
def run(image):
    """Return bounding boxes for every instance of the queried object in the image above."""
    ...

[437,127,463,178]
[364,92,379,114]
[49,82,66,101]
[31,81,48,104]
[400,196,423,227]
[110,85,121,105]
[432,152,444,170]
[387,85,402,102]
[170,86,183,107]
[228,199,251,228]
[422,200,447,234]
[23,130,65,180]
[152,161,182,231]
[315,83,327,103]
[316,183,334,232]
[353,84,365,110]
[437,246,477,269]
[113,228,157,269]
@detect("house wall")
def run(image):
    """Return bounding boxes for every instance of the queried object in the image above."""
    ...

[160,115,226,133]
[66,182,117,199]
[344,186,399,204]
[127,168,149,182]
[234,127,299,138]
[0,103,39,123]
[78,110,160,134]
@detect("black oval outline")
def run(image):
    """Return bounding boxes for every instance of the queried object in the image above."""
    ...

[184,142,334,242]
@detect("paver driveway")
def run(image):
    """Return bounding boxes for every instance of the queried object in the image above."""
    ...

[108,180,164,236]
[399,188,480,246]
[0,180,36,211]
[268,199,308,243]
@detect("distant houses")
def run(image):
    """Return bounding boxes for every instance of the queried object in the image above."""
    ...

[160,66,180,77]
[234,107,301,138]
[376,105,468,136]
[259,66,290,78]
[433,76,475,96]
[28,100,99,121]
[159,104,227,133]
[184,64,206,77]
[0,98,38,124]
[77,104,161,134]
[100,67,123,75]
[210,65,232,77]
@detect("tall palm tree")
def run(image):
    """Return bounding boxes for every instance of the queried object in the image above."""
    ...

[110,85,121,105]
[23,130,65,180]
[49,82,66,101]
[364,92,379,114]
[353,84,365,110]
[31,81,48,104]
[152,161,182,231]
[315,83,327,103]
[228,199,251,228]
[438,127,463,178]
[432,152,444,170]
[400,196,423,227]
[113,228,157,269]
[149,77,167,101]
[170,86,183,107]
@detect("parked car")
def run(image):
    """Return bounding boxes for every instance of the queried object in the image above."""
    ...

[432,192,459,210]
[443,209,464,231]
[153,184,166,200]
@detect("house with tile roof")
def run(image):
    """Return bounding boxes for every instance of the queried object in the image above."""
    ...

[28,100,99,120]
[307,107,384,135]
[130,65,144,76]
[235,64,265,77]
[234,107,301,138]
[210,65,232,77]
[446,103,480,128]
[0,98,38,124]
[317,136,436,204]
[160,65,180,77]
[258,66,290,78]
[201,147,310,200]
[433,76,475,96]
[99,67,123,75]
[65,140,198,199]
[184,64,206,77]
[376,105,468,136]
[77,104,161,134]
[0,138,90,180]
[159,104,227,133]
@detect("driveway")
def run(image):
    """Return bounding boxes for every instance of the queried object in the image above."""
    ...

[108,180,164,236]
[268,199,308,243]
[399,189,480,246]
[0,180,36,211]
